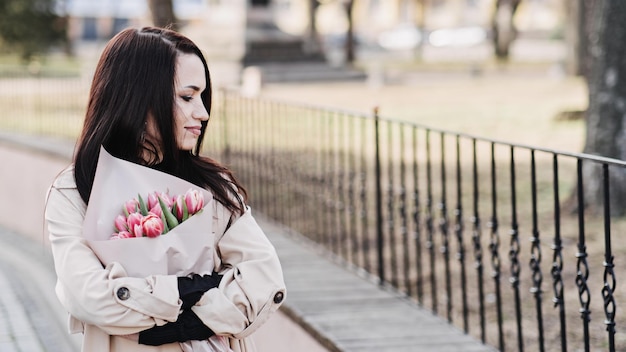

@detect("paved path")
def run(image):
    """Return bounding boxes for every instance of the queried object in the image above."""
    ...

[0,134,496,352]
[262,220,496,352]
[0,227,81,351]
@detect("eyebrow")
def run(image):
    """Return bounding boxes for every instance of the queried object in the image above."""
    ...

[181,85,202,91]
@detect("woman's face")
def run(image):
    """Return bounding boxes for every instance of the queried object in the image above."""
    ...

[173,53,209,151]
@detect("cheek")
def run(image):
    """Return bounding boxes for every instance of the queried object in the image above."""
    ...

[174,108,188,129]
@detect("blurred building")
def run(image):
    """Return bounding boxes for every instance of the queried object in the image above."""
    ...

[60,0,565,84]
[62,0,564,53]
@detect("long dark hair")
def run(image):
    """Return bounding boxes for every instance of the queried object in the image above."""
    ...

[74,27,246,215]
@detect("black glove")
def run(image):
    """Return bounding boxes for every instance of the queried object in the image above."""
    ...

[138,309,215,346]
[177,272,223,310]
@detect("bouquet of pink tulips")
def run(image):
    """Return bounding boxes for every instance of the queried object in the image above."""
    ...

[111,188,204,240]
[83,147,215,278]
[83,147,233,352]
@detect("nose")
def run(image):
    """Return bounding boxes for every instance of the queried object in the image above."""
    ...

[193,102,209,121]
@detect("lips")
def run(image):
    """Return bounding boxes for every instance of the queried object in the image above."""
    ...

[185,126,202,136]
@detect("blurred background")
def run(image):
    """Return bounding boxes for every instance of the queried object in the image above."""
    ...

[0,0,573,82]
[3,2,626,351]
[0,0,591,151]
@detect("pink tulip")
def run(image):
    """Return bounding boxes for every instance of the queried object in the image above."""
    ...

[147,192,159,210]
[149,204,162,218]
[111,231,133,240]
[126,213,143,236]
[132,224,143,237]
[118,231,134,239]
[141,214,163,238]
[174,195,185,221]
[124,199,140,214]
[148,191,172,210]
[114,215,128,232]
[184,189,204,215]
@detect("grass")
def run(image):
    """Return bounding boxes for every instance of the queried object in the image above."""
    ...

[0,53,82,78]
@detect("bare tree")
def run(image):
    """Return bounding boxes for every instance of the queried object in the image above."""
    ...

[491,0,521,60]
[581,0,626,215]
[147,0,178,30]
[304,0,323,55]
[343,0,355,65]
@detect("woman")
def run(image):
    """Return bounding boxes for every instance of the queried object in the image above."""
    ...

[44,27,286,352]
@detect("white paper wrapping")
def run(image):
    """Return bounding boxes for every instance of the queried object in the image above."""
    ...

[84,147,216,278]
[83,147,232,352]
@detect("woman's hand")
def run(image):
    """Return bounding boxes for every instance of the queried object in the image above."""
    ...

[138,309,214,346]
[178,272,223,309]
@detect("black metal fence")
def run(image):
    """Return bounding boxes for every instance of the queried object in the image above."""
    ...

[208,89,626,352]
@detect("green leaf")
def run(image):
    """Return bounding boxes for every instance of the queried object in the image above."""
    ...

[160,211,170,234]
[182,200,189,221]
[159,196,179,229]
[137,193,149,216]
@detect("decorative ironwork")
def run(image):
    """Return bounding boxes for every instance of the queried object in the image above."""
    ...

[575,159,591,352]
[454,135,468,333]
[488,143,504,351]
[425,130,437,313]
[439,133,452,322]
[387,121,399,288]
[374,107,384,284]
[336,112,348,259]
[529,150,545,352]
[412,127,423,305]
[602,164,616,351]
[550,154,567,352]
[359,117,371,273]
[347,117,358,267]
[509,147,524,351]
[399,125,411,296]
[471,139,485,342]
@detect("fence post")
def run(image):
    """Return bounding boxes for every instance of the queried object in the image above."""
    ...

[602,163,616,352]
[374,106,384,285]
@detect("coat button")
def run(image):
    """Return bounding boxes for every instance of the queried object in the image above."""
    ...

[117,287,130,300]
[273,292,284,304]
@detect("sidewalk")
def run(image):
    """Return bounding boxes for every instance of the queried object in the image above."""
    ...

[0,226,81,351]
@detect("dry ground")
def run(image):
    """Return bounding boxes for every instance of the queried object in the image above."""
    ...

[258,65,587,154]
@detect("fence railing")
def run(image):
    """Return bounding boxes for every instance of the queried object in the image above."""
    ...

[0,74,624,351]
[208,89,626,352]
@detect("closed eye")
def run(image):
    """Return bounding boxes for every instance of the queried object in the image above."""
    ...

[181,95,193,102]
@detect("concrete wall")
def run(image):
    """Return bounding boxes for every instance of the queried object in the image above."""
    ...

[0,138,328,352]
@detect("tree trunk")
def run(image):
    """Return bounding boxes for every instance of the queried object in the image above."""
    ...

[304,0,322,55]
[581,0,626,215]
[344,0,355,65]
[491,0,521,60]
[147,0,178,31]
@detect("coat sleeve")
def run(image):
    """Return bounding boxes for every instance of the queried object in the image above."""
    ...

[191,203,286,339]
[45,179,182,336]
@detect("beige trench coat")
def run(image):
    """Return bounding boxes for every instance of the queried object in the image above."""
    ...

[45,166,286,352]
